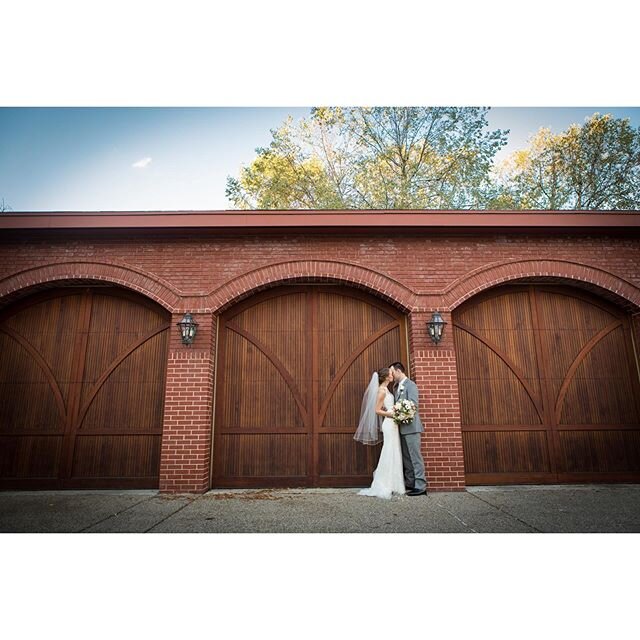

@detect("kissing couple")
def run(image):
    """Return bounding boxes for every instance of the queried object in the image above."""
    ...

[354,362,427,499]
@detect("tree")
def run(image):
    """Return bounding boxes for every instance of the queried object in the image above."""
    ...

[226,107,508,209]
[0,198,12,213]
[491,114,640,210]
[226,117,346,209]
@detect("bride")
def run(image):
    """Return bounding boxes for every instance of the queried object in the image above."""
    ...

[354,367,406,499]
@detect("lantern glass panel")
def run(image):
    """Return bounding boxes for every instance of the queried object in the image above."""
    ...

[177,313,198,345]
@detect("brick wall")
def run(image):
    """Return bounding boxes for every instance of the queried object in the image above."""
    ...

[409,311,466,491]
[159,313,216,493]
[3,232,640,312]
[1,228,639,492]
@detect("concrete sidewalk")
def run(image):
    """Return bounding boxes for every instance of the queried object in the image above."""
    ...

[1,484,639,533]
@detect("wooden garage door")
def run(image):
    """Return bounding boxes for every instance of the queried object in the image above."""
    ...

[454,285,640,485]
[0,287,170,489]
[212,285,407,488]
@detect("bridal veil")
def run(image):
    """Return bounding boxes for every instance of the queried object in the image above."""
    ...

[353,372,383,445]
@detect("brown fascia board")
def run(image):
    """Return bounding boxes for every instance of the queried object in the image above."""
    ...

[1,210,640,234]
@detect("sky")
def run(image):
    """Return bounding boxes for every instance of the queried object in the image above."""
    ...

[1,106,639,212]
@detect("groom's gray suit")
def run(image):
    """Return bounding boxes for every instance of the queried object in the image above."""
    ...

[394,377,427,492]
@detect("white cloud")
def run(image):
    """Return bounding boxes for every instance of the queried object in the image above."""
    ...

[132,157,152,169]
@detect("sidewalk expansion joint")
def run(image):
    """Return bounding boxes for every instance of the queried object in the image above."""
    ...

[468,491,543,533]
[77,495,157,533]
[143,496,198,533]
[433,501,478,533]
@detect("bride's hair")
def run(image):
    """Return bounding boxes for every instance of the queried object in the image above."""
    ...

[377,367,390,384]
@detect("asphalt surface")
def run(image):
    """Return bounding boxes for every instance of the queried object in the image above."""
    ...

[1,484,639,533]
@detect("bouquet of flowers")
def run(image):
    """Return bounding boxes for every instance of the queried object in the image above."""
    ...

[392,399,417,425]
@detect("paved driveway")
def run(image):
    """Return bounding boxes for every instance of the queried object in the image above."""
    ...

[1,484,639,533]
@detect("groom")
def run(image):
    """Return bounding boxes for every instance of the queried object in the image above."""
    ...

[389,362,427,496]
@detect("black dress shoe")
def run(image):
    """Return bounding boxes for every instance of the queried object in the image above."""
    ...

[405,487,415,492]
[407,488,427,496]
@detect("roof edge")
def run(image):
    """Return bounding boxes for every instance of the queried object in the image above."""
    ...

[1,209,640,231]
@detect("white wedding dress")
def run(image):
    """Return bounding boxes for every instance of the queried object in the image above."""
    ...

[358,387,406,500]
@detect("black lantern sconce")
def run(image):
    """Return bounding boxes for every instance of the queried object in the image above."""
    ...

[426,311,447,345]
[177,312,198,346]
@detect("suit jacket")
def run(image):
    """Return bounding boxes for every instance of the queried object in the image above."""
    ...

[394,377,424,435]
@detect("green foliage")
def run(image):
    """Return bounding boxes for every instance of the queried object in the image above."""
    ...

[227,110,640,211]
[225,117,347,209]
[226,108,508,209]
[490,114,640,210]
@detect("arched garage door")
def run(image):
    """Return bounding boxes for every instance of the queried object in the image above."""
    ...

[212,285,408,488]
[0,287,170,489]
[454,285,640,485]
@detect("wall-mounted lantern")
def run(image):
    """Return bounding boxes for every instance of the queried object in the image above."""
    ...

[426,311,447,345]
[177,312,198,346]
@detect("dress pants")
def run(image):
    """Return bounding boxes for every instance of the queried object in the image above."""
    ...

[400,431,426,491]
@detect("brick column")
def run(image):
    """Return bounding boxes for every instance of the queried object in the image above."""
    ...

[409,311,466,491]
[159,312,216,493]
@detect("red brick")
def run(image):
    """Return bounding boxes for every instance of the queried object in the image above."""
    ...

[1,224,639,492]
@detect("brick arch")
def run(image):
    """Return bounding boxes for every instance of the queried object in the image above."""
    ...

[0,261,181,312]
[206,260,417,313]
[444,259,640,312]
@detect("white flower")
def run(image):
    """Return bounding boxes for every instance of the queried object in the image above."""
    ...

[392,399,416,425]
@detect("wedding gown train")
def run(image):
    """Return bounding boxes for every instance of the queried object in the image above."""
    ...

[358,387,406,500]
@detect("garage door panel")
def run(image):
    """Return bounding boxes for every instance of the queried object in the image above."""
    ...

[81,382,168,432]
[81,298,169,394]
[560,364,638,427]
[213,286,407,488]
[462,431,551,474]
[71,434,162,479]
[537,289,614,332]
[218,331,306,430]
[455,290,530,328]
[456,292,540,380]
[321,327,401,429]
[215,434,308,478]
[0,288,170,489]
[318,433,381,477]
[316,292,396,398]
[455,285,640,485]
[0,332,67,432]
[536,290,622,402]
[231,293,308,384]
[0,384,62,432]
[3,295,81,383]
[80,332,169,431]
[543,328,596,398]
[558,430,640,474]
[455,329,542,426]
[317,324,400,484]
[0,435,63,478]
[458,379,542,427]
